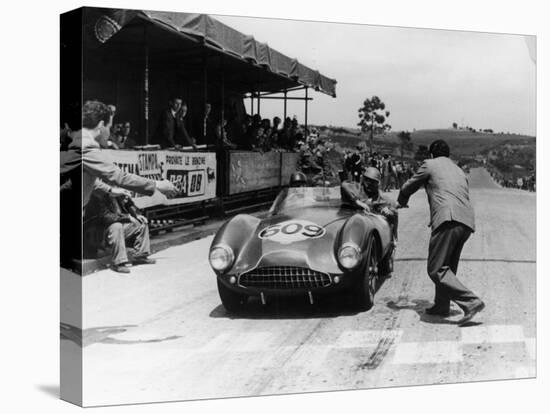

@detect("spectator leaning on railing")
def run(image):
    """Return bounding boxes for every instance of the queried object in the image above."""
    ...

[154,97,197,149]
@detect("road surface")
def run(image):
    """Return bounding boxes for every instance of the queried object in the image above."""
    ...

[61,168,536,406]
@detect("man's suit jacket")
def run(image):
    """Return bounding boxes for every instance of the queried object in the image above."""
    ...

[397,156,475,232]
[155,109,194,148]
[63,130,156,208]
[192,116,217,146]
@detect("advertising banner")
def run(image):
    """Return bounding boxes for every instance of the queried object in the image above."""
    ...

[228,151,281,194]
[105,150,217,208]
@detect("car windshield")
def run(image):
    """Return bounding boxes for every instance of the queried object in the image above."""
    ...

[269,186,342,214]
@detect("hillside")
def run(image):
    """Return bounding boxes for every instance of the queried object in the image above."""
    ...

[395,129,535,157]
[312,126,536,182]
[321,127,535,158]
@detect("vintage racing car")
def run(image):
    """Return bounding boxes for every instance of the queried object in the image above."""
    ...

[208,186,396,312]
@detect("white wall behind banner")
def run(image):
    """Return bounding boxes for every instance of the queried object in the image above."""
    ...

[105,150,217,208]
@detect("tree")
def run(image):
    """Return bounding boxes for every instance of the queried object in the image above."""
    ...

[357,96,391,154]
[397,130,412,161]
[452,122,458,129]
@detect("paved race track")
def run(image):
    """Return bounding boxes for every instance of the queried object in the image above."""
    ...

[61,168,536,406]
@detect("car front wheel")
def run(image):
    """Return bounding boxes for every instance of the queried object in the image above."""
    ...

[379,246,395,278]
[353,235,379,311]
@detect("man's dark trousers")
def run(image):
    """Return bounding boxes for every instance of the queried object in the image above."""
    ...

[427,220,480,311]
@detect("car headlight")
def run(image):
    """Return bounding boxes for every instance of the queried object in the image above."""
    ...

[338,243,361,269]
[209,245,235,272]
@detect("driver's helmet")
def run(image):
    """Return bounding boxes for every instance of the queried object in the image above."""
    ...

[363,167,381,183]
[289,172,308,187]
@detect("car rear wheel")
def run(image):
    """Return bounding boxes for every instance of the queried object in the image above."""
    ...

[217,279,248,313]
[353,235,379,311]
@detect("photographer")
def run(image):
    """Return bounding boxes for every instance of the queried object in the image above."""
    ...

[86,189,154,274]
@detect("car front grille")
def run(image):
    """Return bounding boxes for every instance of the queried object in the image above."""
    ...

[239,266,332,289]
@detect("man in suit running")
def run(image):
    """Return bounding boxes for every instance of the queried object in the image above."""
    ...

[397,139,485,326]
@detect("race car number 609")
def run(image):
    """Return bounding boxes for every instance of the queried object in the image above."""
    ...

[258,219,326,244]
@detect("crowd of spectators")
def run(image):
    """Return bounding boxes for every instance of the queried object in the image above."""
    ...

[488,169,536,191]
[297,133,335,185]
[239,114,304,152]
[214,111,307,153]
[62,96,309,153]
[342,147,416,192]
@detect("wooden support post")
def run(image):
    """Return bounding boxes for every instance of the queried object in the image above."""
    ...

[143,27,150,144]
[304,87,309,135]
[221,58,225,140]
[250,93,254,116]
[203,56,208,145]
[284,89,287,119]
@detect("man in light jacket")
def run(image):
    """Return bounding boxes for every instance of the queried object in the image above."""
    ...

[60,101,176,268]
[397,139,485,326]
[62,100,177,208]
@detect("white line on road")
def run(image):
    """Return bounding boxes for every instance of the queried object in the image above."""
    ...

[391,341,463,364]
[460,325,525,344]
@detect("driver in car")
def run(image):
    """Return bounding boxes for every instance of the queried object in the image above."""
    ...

[269,172,309,215]
[341,167,399,243]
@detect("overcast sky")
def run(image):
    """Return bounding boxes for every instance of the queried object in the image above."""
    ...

[216,14,536,136]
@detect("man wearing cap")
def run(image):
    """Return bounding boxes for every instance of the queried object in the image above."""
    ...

[397,139,485,326]
[289,171,308,188]
[341,167,398,242]
[269,172,309,215]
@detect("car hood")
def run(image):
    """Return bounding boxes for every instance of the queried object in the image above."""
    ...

[231,207,352,275]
